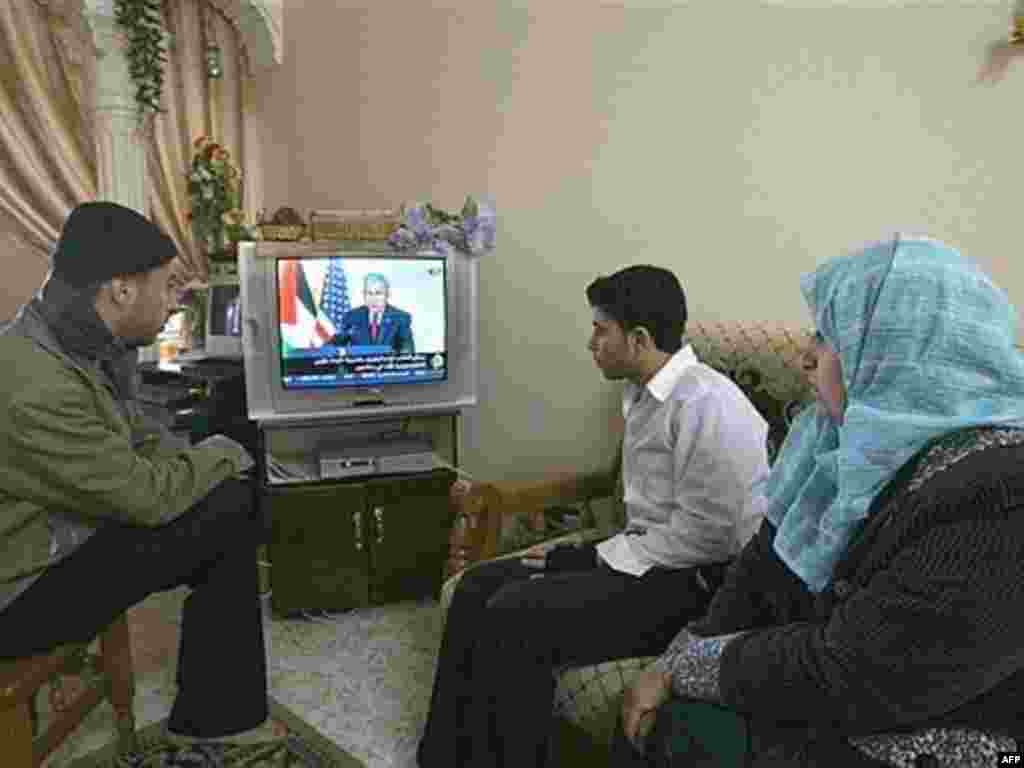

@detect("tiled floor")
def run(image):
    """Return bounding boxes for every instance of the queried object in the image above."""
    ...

[40,588,442,768]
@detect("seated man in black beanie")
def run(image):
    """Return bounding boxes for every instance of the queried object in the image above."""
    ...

[0,201,280,745]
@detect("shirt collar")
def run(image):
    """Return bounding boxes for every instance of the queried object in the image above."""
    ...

[623,343,698,410]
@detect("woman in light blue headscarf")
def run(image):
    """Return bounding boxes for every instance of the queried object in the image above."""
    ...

[614,235,1024,767]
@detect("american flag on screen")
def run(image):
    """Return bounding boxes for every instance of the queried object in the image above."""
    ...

[319,258,352,331]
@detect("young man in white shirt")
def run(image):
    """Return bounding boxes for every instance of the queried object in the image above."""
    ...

[417,265,769,768]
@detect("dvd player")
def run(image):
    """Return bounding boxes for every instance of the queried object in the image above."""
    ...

[318,437,436,480]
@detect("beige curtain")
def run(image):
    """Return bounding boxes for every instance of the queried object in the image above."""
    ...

[148,0,249,282]
[0,0,253,298]
[0,0,97,260]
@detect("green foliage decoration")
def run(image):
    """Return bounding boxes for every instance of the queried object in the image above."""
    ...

[113,0,167,115]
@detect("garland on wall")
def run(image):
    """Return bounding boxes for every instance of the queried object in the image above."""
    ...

[113,0,167,114]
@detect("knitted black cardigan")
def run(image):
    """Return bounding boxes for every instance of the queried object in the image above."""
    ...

[691,427,1024,742]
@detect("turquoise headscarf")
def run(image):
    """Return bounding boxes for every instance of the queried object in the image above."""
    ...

[765,235,1024,592]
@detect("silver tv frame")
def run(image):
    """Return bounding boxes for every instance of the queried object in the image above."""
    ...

[238,240,479,425]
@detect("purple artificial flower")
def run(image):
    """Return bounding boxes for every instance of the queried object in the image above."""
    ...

[390,198,495,256]
[388,227,419,251]
[432,223,463,251]
[479,217,496,252]
[404,205,432,241]
[477,199,496,249]
[462,200,496,256]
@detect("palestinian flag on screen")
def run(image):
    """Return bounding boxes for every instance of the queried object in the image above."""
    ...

[278,261,336,352]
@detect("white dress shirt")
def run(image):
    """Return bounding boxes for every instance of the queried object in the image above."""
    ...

[596,344,769,576]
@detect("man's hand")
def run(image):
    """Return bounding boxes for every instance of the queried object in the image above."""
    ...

[622,665,672,753]
[197,434,255,473]
[521,541,598,571]
[520,541,555,569]
[450,478,473,500]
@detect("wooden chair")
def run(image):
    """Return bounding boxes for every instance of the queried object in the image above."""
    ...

[0,614,136,768]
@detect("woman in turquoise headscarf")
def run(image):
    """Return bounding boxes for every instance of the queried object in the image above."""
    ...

[613,235,1024,767]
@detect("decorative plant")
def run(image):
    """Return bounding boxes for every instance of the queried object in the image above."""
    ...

[113,0,167,115]
[186,135,253,259]
[388,196,496,257]
[176,285,207,349]
[221,207,255,246]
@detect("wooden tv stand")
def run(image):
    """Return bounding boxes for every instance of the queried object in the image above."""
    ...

[257,411,461,616]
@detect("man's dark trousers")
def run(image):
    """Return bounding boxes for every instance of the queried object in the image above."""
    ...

[0,477,268,737]
[417,551,712,768]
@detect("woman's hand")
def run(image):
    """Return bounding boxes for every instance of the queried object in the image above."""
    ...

[621,665,672,752]
[978,40,1024,84]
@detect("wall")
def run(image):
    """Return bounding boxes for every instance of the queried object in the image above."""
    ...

[254,1,1024,481]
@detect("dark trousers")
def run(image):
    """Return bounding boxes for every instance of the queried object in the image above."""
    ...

[0,478,269,737]
[417,554,711,768]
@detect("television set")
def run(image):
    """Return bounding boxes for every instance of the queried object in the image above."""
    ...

[202,273,243,359]
[238,240,479,423]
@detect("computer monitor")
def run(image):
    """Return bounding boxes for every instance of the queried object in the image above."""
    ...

[204,276,243,359]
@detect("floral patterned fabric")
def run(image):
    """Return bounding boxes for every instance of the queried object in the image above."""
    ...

[851,728,1016,768]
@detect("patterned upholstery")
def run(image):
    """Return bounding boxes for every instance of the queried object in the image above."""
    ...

[552,655,655,748]
[687,321,813,463]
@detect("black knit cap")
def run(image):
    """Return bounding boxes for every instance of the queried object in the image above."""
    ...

[51,201,177,288]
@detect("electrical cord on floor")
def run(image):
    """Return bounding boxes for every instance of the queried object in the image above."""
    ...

[300,608,353,625]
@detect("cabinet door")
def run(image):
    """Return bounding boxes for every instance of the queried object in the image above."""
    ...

[266,482,370,615]
[366,470,456,604]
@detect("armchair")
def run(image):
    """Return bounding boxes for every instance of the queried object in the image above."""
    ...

[440,321,813,763]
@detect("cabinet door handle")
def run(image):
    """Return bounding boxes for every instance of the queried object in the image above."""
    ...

[374,506,384,544]
[353,511,363,551]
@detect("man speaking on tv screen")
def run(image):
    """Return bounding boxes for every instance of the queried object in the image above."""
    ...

[328,272,415,354]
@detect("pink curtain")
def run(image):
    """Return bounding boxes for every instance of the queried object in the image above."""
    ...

[0,0,253,313]
[0,0,97,259]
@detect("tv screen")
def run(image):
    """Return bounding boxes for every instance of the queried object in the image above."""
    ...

[276,255,447,389]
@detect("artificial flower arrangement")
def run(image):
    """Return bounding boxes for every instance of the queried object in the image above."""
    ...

[185,136,256,258]
[387,196,496,257]
[174,283,207,350]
